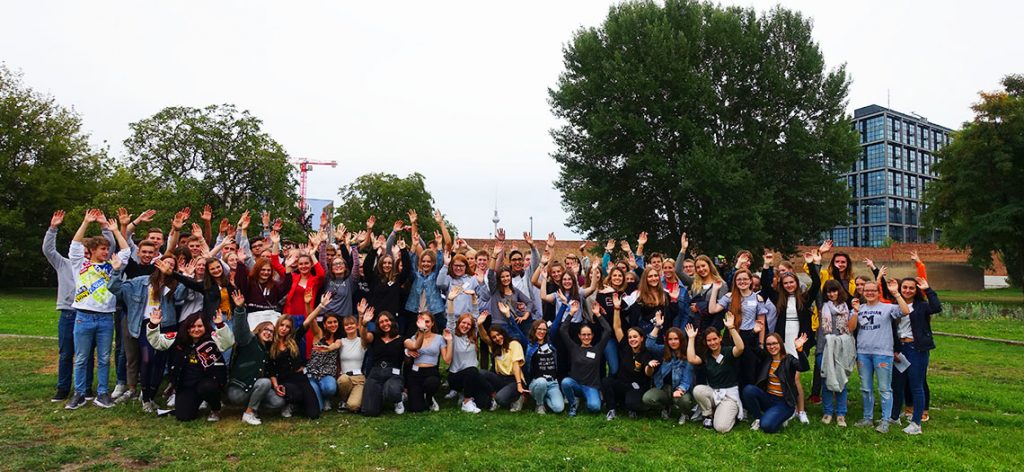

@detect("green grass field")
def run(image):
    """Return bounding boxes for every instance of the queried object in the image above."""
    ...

[1,289,1023,471]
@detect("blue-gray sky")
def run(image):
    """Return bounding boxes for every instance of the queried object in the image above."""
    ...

[3,0,1020,238]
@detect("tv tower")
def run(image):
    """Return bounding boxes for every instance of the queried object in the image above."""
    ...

[491,203,500,238]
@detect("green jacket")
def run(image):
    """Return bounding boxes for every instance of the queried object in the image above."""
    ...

[228,309,271,391]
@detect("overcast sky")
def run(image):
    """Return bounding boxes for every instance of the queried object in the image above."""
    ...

[3,1,1021,238]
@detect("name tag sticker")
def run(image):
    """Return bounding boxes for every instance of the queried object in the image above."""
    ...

[412,365,420,372]
[631,382,640,390]
[392,368,401,376]
[585,351,596,359]
[352,369,362,376]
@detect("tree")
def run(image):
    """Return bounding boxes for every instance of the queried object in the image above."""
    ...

[548,0,859,258]
[101,104,303,239]
[335,173,456,245]
[0,64,107,287]
[924,74,1024,289]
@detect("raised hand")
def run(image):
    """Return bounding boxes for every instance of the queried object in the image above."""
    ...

[546,232,556,249]
[362,307,375,325]
[495,228,505,242]
[818,239,833,254]
[218,218,230,235]
[365,214,376,231]
[272,218,283,232]
[612,292,622,310]
[802,251,814,264]
[238,211,250,231]
[794,333,808,351]
[320,291,333,307]
[654,310,664,327]
[104,213,119,232]
[886,278,899,294]
[851,298,861,312]
[540,250,550,265]
[680,232,689,252]
[570,299,580,315]
[319,209,329,230]
[117,207,132,227]
[406,209,417,224]
[637,231,648,247]
[712,280,724,292]
[94,210,108,225]
[357,298,369,315]
[477,310,489,324]
[578,242,587,253]
[109,253,123,270]
[182,259,198,278]
[149,307,162,326]
[154,258,173,275]
[523,231,534,247]
[648,359,660,369]
[432,209,443,223]
[443,328,452,342]
[812,249,822,265]
[261,210,270,228]
[201,204,213,222]
[447,285,463,301]
[213,309,224,325]
[171,210,185,231]
[735,253,750,269]
[763,250,774,266]
[50,210,66,228]
[191,222,203,238]
[392,219,404,233]
[372,234,385,250]
[231,289,245,307]
[620,240,632,253]
[864,257,876,269]
[137,209,156,223]
[685,323,698,339]
[83,208,98,223]
[396,238,407,251]
[443,250,452,267]
[909,250,920,262]
[269,230,281,245]
[915,277,929,290]
[303,288,314,306]
[723,312,736,330]
[497,302,511,316]
[605,239,615,252]
[879,265,888,278]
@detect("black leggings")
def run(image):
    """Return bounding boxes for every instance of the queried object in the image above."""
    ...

[281,373,320,419]
[174,378,221,422]
[361,366,404,417]
[601,377,646,413]
[405,366,441,413]
[448,367,491,402]
[735,330,759,389]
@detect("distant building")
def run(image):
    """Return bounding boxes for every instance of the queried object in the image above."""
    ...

[306,199,333,228]
[829,105,953,247]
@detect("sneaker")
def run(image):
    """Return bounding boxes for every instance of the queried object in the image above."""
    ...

[115,390,136,404]
[93,393,114,408]
[750,419,761,431]
[323,400,332,412]
[65,394,87,410]
[661,409,670,420]
[536,404,546,415]
[111,384,127,399]
[207,411,220,422]
[85,389,96,401]
[445,389,459,400]
[394,401,405,415]
[798,411,809,424]
[281,405,293,418]
[809,394,821,405]
[489,400,498,412]
[854,418,874,428]
[702,417,713,429]
[822,415,833,425]
[875,420,890,434]
[891,417,904,427]
[922,410,930,422]
[340,402,348,411]
[837,416,847,427]
[51,390,70,402]
[690,407,703,421]
[142,401,156,413]
[199,401,209,411]
[461,400,481,414]
[568,403,578,417]
[606,409,617,421]
[628,411,638,419]
[903,422,922,435]
[510,396,524,413]
[430,398,440,412]
[156,408,174,417]
[242,411,262,425]
[677,413,687,425]
[166,393,176,408]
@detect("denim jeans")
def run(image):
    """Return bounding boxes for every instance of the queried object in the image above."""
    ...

[308,375,338,410]
[893,342,930,424]
[529,377,565,413]
[818,351,849,416]
[857,353,893,421]
[603,341,619,377]
[741,385,794,434]
[58,309,93,393]
[560,377,601,413]
[73,311,114,395]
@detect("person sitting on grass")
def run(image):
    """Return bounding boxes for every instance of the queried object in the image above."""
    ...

[742,332,810,433]
[225,290,285,426]
[146,307,235,422]
[687,312,745,433]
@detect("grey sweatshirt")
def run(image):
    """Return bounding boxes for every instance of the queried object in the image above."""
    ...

[42,227,115,311]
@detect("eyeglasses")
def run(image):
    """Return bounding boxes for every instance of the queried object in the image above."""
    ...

[765,342,780,346]
[510,257,524,262]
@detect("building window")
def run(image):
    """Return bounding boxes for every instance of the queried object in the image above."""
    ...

[866,116,884,142]
[833,228,851,247]
[861,198,886,224]
[889,198,903,224]
[866,144,885,169]
[889,225,904,242]
[864,171,885,196]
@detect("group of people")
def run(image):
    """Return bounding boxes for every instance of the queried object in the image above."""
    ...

[43,205,941,435]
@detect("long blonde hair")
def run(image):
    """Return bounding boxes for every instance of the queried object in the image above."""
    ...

[690,255,723,293]
[270,316,299,359]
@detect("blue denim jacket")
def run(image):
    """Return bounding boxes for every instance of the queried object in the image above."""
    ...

[109,271,186,338]
[525,304,568,377]
[645,335,694,392]
[404,250,445,314]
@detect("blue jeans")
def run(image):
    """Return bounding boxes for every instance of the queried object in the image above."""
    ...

[560,377,601,413]
[818,351,849,416]
[857,353,894,421]
[309,375,338,410]
[898,342,930,424]
[57,310,93,392]
[529,377,565,413]
[741,385,794,434]
[73,311,114,395]
[604,341,619,377]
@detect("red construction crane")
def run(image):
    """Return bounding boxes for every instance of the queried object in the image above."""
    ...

[290,157,337,213]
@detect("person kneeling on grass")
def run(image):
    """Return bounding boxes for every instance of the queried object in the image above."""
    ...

[741,332,810,433]
[477,309,528,412]
[642,313,695,425]
[225,290,285,426]
[687,312,744,433]
[146,308,235,422]
[268,293,325,420]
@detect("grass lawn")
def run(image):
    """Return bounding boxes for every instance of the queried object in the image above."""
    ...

[1,289,1023,471]
[935,287,1023,305]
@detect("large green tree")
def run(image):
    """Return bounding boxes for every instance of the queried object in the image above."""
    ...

[335,173,456,245]
[95,104,303,239]
[924,74,1024,289]
[0,65,106,287]
[549,0,859,258]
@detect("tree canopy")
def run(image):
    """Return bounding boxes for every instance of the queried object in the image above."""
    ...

[335,172,456,245]
[548,0,859,258]
[0,65,106,286]
[924,74,1024,288]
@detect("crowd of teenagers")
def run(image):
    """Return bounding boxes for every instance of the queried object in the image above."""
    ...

[44,205,940,435]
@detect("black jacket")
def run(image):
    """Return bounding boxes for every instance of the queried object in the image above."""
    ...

[896,288,941,352]
[752,346,810,408]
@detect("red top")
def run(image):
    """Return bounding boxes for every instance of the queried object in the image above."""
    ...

[271,254,325,316]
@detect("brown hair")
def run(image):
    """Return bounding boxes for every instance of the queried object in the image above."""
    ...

[83,236,109,251]
[270,316,299,359]
[662,327,687,361]
[638,266,666,307]
[727,268,754,326]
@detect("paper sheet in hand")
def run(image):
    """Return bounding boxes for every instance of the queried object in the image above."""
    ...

[247,310,282,331]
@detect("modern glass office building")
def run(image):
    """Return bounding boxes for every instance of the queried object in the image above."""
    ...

[829,105,953,247]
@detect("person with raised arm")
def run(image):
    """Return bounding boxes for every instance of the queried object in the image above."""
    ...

[477,308,528,412]
[849,279,911,433]
[708,269,773,391]
[404,209,446,335]
[360,307,406,416]
[267,290,325,420]
[146,306,235,422]
[642,311,695,424]
[524,301,573,415]
[305,290,343,412]
[688,312,745,433]
[225,290,286,426]
[603,293,656,420]
[442,311,491,414]
[65,209,131,410]
[335,300,372,413]
[742,332,811,433]
[437,249,481,331]
[403,313,446,412]
[364,234,412,317]
[886,275,941,435]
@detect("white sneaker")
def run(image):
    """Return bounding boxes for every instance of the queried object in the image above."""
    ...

[677,413,687,425]
[536,404,546,415]
[115,390,136,404]
[751,419,761,431]
[166,393,176,408]
[394,401,405,415]
[242,412,262,426]
[606,409,616,421]
[207,411,220,422]
[461,400,481,414]
[340,402,348,411]
[281,405,293,418]
[142,401,156,413]
[199,401,209,411]
[798,411,809,424]
[444,389,459,400]
[111,384,127,399]
[430,398,440,412]
[510,396,524,412]
[323,400,332,411]
[489,400,498,411]
[661,408,670,420]
[690,406,703,421]
[903,422,922,435]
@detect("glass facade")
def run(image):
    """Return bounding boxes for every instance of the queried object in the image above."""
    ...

[830,106,952,247]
